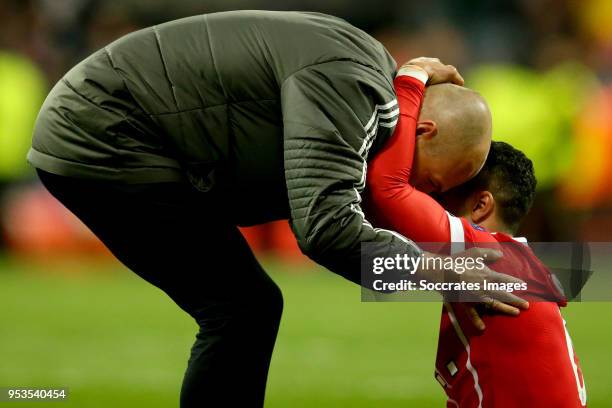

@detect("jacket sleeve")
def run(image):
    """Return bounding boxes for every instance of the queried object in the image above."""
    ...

[281,60,422,285]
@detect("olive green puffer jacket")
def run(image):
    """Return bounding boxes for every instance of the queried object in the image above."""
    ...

[29,10,422,283]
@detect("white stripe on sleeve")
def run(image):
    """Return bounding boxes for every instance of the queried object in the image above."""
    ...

[446,212,466,254]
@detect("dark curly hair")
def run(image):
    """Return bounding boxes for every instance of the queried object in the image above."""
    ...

[461,141,537,234]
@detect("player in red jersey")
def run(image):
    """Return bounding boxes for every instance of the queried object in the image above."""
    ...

[365,75,587,407]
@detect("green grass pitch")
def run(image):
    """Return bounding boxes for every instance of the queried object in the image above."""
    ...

[0,257,610,407]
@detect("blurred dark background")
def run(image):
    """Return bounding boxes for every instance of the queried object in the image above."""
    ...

[1,0,612,259]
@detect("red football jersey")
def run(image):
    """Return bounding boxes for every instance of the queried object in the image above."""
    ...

[365,75,587,407]
[434,219,587,408]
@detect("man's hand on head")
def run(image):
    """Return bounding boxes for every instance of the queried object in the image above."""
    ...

[398,57,464,86]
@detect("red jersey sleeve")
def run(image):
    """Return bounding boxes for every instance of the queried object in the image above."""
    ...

[366,77,500,250]
[366,76,454,244]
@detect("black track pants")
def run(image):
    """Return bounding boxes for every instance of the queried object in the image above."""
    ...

[37,169,283,407]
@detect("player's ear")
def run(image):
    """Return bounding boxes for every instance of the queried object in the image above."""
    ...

[471,191,495,224]
[416,120,437,139]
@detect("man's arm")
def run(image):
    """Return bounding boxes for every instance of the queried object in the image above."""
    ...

[282,60,422,284]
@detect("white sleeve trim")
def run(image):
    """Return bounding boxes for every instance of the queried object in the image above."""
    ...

[396,65,429,85]
[511,236,529,246]
[446,212,466,254]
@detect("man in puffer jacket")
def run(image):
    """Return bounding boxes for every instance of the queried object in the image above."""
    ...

[28,11,525,407]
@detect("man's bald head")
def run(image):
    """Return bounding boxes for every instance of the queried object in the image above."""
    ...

[420,84,492,152]
[410,84,493,194]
